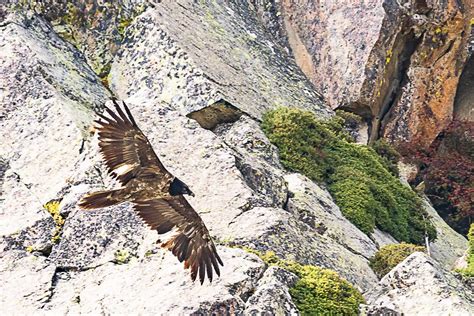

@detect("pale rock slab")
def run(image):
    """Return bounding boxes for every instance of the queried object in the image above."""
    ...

[0,12,109,236]
[245,266,299,315]
[43,247,265,315]
[366,252,474,315]
[0,251,56,314]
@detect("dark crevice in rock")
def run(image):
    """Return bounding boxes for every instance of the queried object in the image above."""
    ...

[282,190,294,212]
[453,54,474,121]
[0,156,9,201]
[375,31,423,143]
[187,99,243,130]
[78,138,86,154]
[434,39,455,64]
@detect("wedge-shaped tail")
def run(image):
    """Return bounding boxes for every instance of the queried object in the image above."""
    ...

[78,189,123,209]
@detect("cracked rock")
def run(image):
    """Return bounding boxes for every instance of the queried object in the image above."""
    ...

[43,247,265,315]
[245,266,299,315]
[365,252,474,315]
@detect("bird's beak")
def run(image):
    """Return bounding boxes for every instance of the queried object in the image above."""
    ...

[190,192,195,197]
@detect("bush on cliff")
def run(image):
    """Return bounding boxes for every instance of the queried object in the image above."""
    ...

[369,243,425,278]
[460,224,474,277]
[261,107,436,243]
[249,250,364,315]
[398,120,473,235]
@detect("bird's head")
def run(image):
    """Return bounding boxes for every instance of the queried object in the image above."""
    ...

[169,177,195,197]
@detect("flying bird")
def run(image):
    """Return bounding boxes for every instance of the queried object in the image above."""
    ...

[78,99,223,284]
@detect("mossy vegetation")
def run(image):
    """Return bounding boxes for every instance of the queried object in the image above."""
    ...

[369,243,425,278]
[261,107,436,244]
[246,249,364,315]
[459,224,474,277]
[371,139,400,176]
[43,199,65,244]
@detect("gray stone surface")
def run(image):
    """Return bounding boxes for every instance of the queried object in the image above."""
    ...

[109,2,330,120]
[245,266,299,315]
[43,247,266,315]
[1,2,472,315]
[227,206,378,290]
[0,11,109,236]
[285,173,378,259]
[371,228,399,249]
[0,251,56,314]
[366,252,474,315]
[423,198,469,269]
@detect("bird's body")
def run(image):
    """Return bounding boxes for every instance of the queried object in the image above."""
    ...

[78,99,223,284]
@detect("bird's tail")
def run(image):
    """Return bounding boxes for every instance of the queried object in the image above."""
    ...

[78,189,123,209]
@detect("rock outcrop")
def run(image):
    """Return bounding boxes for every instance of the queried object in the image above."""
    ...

[275,0,471,148]
[424,198,469,269]
[366,252,474,315]
[0,1,472,315]
[0,4,362,314]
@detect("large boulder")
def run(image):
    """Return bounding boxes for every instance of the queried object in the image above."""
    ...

[109,2,330,120]
[273,0,471,148]
[424,198,469,269]
[366,252,474,315]
[0,11,109,236]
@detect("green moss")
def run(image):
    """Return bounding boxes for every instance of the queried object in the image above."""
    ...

[369,243,425,278]
[261,107,436,244]
[43,199,65,244]
[246,249,364,315]
[371,139,400,176]
[335,110,363,140]
[459,224,474,277]
[117,18,132,37]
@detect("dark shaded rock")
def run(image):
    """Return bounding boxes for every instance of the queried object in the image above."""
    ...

[187,99,243,130]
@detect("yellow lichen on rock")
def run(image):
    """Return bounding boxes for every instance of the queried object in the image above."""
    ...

[43,199,65,244]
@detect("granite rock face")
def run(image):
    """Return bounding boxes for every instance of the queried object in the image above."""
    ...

[276,0,471,147]
[366,252,474,315]
[0,4,355,315]
[244,266,299,315]
[109,3,330,120]
[0,1,472,315]
[43,247,266,315]
[423,198,469,269]
[9,0,149,79]
[0,11,109,237]
[0,251,57,314]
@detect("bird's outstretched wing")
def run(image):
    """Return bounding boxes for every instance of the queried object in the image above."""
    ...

[134,196,223,284]
[95,99,170,185]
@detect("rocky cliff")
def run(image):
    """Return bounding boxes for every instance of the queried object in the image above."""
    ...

[276,0,472,147]
[0,1,472,315]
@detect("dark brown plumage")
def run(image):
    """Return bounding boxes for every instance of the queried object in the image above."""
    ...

[78,99,223,284]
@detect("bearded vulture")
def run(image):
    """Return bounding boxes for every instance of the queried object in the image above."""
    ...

[78,99,223,284]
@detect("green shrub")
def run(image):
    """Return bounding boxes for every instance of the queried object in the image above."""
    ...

[262,107,436,243]
[460,224,474,277]
[248,249,364,315]
[369,243,425,278]
[371,139,400,176]
[335,110,364,142]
